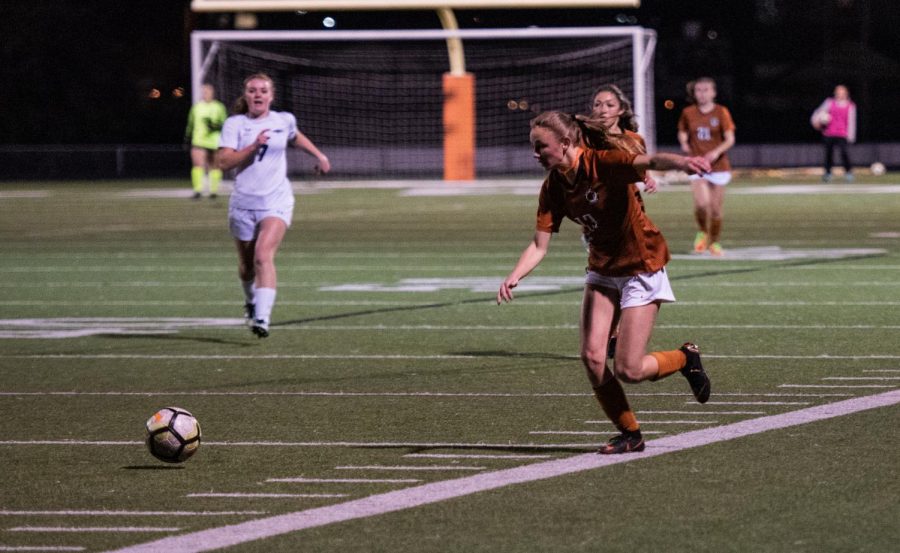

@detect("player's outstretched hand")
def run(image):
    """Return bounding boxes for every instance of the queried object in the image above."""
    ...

[642,173,659,194]
[684,156,712,175]
[315,155,331,175]
[497,276,519,305]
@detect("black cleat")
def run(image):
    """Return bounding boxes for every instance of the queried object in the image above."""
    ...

[680,342,710,404]
[191,192,202,200]
[251,319,269,338]
[598,429,645,454]
[607,334,617,359]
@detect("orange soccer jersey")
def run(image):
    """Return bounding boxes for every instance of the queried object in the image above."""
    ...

[536,148,670,277]
[678,104,736,172]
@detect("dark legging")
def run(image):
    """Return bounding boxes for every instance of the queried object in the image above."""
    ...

[823,135,852,175]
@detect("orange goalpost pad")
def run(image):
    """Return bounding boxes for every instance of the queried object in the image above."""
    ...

[443,72,475,181]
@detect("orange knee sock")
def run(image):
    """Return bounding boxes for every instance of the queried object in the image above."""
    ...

[650,349,687,381]
[592,377,639,432]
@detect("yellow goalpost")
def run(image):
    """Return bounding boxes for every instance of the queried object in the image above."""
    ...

[191,0,640,180]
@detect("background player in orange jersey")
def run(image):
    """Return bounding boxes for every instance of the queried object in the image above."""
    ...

[678,77,736,256]
[497,111,712,454]
[587,83,656,359]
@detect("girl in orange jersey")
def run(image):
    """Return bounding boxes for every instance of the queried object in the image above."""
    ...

[497,111,712,454]
[678,77,736,256]
[587,84,655,359]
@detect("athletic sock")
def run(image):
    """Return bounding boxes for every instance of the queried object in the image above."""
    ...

[592,376,640,432]
[191,167,205,193]
[209,169,222,194]
[709,217,723,244]
[253,287,277,323]
[650,349,688,381]
[241,280,255,304]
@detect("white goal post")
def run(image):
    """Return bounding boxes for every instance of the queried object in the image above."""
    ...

[191,26,656,179]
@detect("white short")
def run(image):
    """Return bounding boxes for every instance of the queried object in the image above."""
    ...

[228,205,293,241]
[689,171,732,186]
[585,267,676,309]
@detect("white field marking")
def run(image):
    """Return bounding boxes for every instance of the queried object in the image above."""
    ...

[8,527,175,533]
[0,511,265,517]
[0,265,515,273]
[706,355,900,360]
[864,369,900,373]
[0,391,853,399]
[100,390,900,553]
[701,401,810,406]
[730,184,900,195]
[320,271,894,293]
[9,352,900,361]
[780,384,899,389]
[187,493,347,499]
[671,246,885,261]
[823,376,900,380]
[403,453,552,460]
[529,431,665,436]
[335,465,485,472]
[3,299,900,308]
[6,318,900,339]
[522,300,900,306]
[636,410,766,415]
[0,191,50,198]
[583,420,716,425]
[0,545,85,552]
[266,478,420,484]
[0,440,598,449]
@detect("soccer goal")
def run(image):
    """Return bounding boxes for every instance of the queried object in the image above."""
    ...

[191,26,656,179]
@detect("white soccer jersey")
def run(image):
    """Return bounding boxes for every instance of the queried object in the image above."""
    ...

[220,111,298,210]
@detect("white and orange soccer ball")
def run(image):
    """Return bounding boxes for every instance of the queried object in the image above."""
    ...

[145,407,201,463]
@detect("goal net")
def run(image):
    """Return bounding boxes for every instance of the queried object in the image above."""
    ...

[191,27,656,179]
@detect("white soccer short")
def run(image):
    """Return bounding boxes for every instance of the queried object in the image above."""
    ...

[585,267,676,309]
[228,205,294,241]
[689,171,732,186]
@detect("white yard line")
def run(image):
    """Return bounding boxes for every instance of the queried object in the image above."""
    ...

[101,390,900,553]
[266,478,420,484]
[0,547,85,552]
[334,465,485,472]
[403,453,551,460]
[9,527,174,533]
[0,511,264,517]
[7,353,900,360]
[0,391,854,399]
[186,494,346,499]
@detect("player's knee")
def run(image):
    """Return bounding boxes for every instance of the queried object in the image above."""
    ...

[613,360,644,383]
[580,348,606,372]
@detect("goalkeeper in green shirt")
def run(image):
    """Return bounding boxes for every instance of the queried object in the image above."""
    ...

[185,84,228,199]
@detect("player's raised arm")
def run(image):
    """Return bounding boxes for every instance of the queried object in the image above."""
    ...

[497,230,551,304]
[633,152,712,177]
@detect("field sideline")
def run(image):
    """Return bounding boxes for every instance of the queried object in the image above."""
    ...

[1,176,899,552]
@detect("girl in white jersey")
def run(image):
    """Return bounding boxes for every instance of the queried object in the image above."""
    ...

[218,73,331,338]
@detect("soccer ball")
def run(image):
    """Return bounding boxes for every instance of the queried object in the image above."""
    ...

[145,407,201,463]
[814,111,831,127]
[870,161,886,176]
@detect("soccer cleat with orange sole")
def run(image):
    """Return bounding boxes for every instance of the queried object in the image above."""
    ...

[597,429,645,454]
